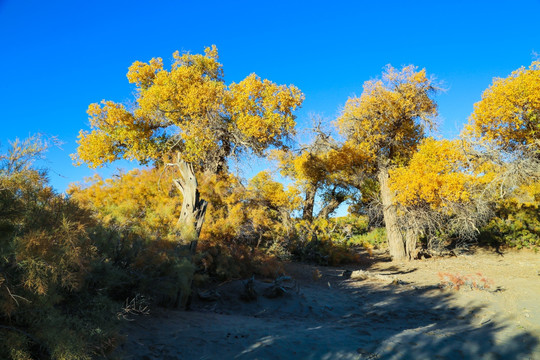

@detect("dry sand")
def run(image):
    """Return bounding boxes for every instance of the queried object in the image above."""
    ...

[115,249,540,360]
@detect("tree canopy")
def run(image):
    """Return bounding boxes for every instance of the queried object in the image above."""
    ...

[335,65,439,260]
[336,65,438,170]
[74,46,304,173]
[467,61,540,155]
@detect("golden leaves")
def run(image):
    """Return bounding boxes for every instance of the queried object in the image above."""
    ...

[75,46,304,171]
[127,57,163,88]
[227,73,303,150]
[69,168,183,241]
[337,65,438,169]
[467,61,540,152]
[389,138,482,210]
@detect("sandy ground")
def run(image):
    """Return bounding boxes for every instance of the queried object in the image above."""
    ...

[115,249,540,360]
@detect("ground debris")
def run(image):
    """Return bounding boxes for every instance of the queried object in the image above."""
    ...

[263,275,298,298]
[240,276,257,302]
[197,289,220,302]
[350,270,404,285]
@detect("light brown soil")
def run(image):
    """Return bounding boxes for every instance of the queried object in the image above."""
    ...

[115,248,540,360]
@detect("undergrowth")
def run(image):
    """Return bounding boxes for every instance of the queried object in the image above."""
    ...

[437,272,494,291]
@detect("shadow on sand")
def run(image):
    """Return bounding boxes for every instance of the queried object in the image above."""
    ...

[119,259,539,360]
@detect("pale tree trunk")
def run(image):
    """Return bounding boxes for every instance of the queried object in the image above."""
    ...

[171,155,208,250]
[378,166,407,260]
[168,153,208,309]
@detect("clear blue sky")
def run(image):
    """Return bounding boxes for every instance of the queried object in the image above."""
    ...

[1,0,539,192]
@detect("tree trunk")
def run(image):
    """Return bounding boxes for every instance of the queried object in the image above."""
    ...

[169,154,208,309]
[318,197,342,219]
[405,227,418,260]
[378,167,407,260]
[171,156,208,248]
[318,188,347,219]
[302,185,317,221]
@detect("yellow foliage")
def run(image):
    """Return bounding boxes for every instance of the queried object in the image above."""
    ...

[200,170,300,243]
[248,170,300,210]
[69,168,181,241]
[227,73,302,148]
[467,61,540,152]
[74,46,304,170]
[70,167,300,248]
[390,138,487,210]
[337,65,438,170]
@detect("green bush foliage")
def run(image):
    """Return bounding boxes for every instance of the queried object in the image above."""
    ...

[349,227,387,250]
[480,203,540,249]
[287,216,365,265]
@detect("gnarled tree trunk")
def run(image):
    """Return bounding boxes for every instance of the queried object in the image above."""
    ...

[318,187,347,219]
[171,155,208,250]
[168,153,208,309]
[318,197,342,219]
[173,160,208,251]
[378,166,407,260]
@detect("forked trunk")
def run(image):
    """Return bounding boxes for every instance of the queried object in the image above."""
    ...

[378,166,407,260]
[318,196,345,219]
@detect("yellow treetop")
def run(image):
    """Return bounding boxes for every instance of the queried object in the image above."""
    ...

[74,46,304,171]
[337,65,438,170]
[467,61,540,153]
[390,138,488,210]
[248,170,301,211]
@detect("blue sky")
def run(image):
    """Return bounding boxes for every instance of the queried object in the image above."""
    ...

[1,0,539,192]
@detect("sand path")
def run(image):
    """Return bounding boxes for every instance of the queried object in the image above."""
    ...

[116,250,540,360]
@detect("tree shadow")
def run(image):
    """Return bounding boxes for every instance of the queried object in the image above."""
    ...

[228,273,539,360]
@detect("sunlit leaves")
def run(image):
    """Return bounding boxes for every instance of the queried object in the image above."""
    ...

[467,61,540,153]
[227,74,303,152]
[69,169,181,241]
[390,138,481,209]
[337,65,438,169]
[75,46,304,171]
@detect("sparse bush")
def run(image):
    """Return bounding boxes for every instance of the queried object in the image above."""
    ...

[197,241,284,280]
[288,217,362,265]
[438,272,494,291]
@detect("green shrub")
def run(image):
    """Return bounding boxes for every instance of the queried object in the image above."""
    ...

[349,227,387,250]
[480,204,540,249]
[287,216,364,265]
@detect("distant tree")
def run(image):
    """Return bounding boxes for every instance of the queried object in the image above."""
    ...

[272,126,353,221]
[74,46,304,245]
[336,65,438,260]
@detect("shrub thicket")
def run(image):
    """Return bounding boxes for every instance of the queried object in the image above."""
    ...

[479,183,540,249]
[0,137,119,359]
[1,137,196,359]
